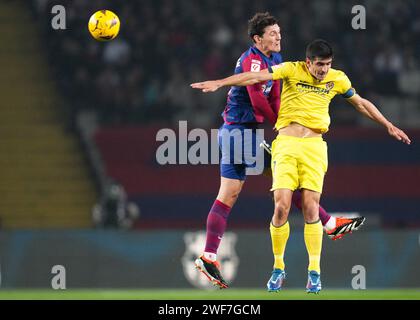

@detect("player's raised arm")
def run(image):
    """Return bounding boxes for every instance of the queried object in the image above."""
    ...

[346,94,411,145]
[191,69,273,93]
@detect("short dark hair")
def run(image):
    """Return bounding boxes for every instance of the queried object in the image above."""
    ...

[306,39,334,61]
[248,12,278,42]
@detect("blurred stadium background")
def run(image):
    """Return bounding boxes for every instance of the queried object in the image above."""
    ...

[0,0,419,298]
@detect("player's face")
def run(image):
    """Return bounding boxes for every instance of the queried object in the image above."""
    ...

[257,24,281,54]
[306,57,332,80]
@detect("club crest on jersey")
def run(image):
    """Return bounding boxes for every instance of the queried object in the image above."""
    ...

[326,81,335,90]
[181,231,239,289]
[251,63,260,72]
[251,59,261,72]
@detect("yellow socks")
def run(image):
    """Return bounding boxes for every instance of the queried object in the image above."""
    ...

[271,219,323,273]
[304,220,323,273]
[270,221,290,270]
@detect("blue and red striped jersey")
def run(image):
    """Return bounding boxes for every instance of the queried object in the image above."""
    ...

[222,46,283,125]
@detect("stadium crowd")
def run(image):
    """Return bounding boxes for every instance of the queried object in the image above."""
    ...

[32,0,420,127]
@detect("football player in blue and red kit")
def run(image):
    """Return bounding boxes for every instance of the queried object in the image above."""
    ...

[194,12,364,289]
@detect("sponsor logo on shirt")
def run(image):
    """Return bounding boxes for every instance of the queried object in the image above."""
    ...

[262,83,273,95]
[296,82,331,95]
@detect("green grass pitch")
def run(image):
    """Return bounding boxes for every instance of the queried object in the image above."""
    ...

[0,289,419,300]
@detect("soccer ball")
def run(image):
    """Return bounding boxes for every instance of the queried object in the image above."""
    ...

[88,10,120,41]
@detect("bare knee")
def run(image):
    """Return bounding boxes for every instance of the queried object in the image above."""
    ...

[271,190,293,226]
[217,189,240,206]
[302,197,319,223]
[300,189,321,223]
[216,178,244,207]
[273,200,290,226]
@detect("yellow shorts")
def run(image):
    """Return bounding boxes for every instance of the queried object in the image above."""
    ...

[271,135,328,193]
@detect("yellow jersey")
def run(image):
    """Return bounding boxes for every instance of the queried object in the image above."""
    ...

[270,61,354,133]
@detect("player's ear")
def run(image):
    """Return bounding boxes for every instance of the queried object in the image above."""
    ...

[305,57,311,68]
[253,34,261,44]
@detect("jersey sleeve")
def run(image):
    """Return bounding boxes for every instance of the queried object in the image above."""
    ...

[241,54,277,125]
[268,62,296,80]
[338,72,356,98]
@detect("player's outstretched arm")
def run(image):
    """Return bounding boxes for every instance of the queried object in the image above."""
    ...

[191,69,273,93]
[347,94,411,145]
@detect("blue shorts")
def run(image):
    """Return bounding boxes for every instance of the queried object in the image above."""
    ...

[218,123,269,180]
